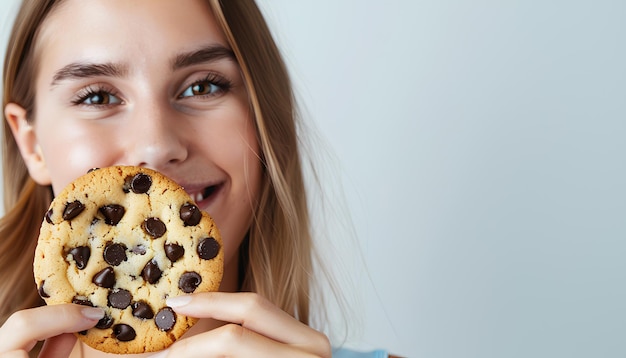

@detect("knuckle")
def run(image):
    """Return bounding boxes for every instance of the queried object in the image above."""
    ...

[4,311,30,332]
[240,292,269,315]
[313,331,332,357]
[0,351,29,358]
[219,323,246,344]
[202,323,246,357]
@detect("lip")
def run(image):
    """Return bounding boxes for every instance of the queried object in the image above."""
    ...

[182,182,224,209]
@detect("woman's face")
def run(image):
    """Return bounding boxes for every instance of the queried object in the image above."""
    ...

[14,0,262,284]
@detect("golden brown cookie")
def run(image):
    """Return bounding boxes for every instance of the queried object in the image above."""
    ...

[33,166,223,354]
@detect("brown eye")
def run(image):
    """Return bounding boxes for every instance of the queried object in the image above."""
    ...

[179,73,231,99]
[86,92,111,104]
[193,83,213,95]
[181,82,221,97]
[74,86,122,106]
[83,90,122,105]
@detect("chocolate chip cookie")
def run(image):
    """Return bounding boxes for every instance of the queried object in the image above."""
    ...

[33,166,223,353]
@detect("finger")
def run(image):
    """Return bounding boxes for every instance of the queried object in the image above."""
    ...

[39,333,78,358]
[150,323,321,358]
[0,351,28,358]
[0,304,104,353]
[166,292,330,357]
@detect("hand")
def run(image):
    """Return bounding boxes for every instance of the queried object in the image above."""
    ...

[0,304,104,358]
[150,292,331,358]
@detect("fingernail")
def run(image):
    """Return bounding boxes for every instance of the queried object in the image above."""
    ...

[81,307,105,320]
[166,295,192,308]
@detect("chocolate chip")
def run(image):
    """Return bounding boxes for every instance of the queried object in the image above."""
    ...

[68,246,90,270]
[113,324,136,341]
[38,280,49,298]
[141,260,162,284]
[108,289,132,309]
[132,301,155,319]
[78,330,87,335]
[179,272,202,293]
[155,307,176,331]
[143,218,166,238]
[87,168,100,173]
[131,173,152,194]
[104,243,127,266]
[164,243,184,262]
[179,203,201,226]
[197,237,220,260]
[63,201,85,220]
[93,267,116,288]
[72,296,93,306]
[95,314,114,329]
[99,204,125,225]
[45,209,53,224]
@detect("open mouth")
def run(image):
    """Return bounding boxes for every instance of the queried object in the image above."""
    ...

[188,184,221,204]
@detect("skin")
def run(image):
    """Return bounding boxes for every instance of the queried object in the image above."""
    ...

[0,0,331,357]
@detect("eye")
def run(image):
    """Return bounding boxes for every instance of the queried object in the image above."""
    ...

[73,85,122,106]
[181,82,221,97]
[179,74,231,99]
[82,91,121,105]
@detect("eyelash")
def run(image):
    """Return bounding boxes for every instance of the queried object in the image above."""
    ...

[70,73,232,107]
[71,84,121,107]
[179,73,232,99]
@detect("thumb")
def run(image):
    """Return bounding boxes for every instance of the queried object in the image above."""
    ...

[39,333,78,358]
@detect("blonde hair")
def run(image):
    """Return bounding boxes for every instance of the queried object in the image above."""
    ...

[1,0,318,329]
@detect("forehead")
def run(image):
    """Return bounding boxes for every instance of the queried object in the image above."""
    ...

[35,0,230,76]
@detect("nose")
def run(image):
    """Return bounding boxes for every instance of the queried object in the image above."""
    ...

[123,101,188,169]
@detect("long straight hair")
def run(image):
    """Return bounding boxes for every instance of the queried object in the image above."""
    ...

[1,0,317,328]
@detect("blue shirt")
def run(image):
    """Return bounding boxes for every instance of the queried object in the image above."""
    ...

[333,348,388,358]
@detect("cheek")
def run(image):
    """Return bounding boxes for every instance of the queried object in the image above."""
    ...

[231,121,262,203]
[242,129,263,202]
[204,106,260,183]
[210,116,262,251]
[36,122,116,193]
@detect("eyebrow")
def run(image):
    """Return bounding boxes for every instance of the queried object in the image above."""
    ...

[171,45,236,71]
[49,45,236,86]
[51,62,128,86]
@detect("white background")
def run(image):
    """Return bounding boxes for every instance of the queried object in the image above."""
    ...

[3,1,626,357]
